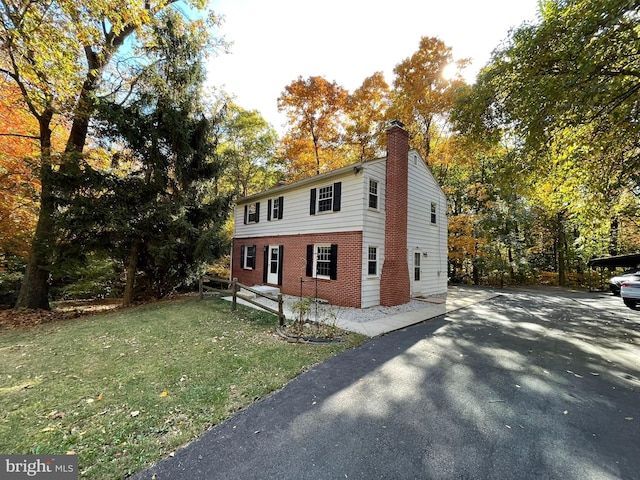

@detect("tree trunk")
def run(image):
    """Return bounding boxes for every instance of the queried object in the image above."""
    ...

[14,23,140,310]
[15,113,54,310]
[557,212,566,287]
[123,239,141,306]
[608,216,619,256]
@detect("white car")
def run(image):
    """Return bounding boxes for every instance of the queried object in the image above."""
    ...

[620,275,640,310]
[609,268,640,295]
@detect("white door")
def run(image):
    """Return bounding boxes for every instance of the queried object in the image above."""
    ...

[267,245,279,285]
[412,251,422,296]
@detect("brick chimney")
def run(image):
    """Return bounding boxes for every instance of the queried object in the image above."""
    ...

[380,120,410,307]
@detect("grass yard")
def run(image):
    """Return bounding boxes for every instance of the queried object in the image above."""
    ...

[0,296,366,479]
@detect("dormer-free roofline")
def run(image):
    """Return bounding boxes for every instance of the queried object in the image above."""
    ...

[236,159,370,205]
[236,148,431,206]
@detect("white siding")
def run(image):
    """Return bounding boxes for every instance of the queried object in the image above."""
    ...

[234,171,366,239]
[406,150,448,296]
[361,159,386,307]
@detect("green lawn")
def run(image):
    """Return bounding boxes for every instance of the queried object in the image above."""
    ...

[0,296,365,479]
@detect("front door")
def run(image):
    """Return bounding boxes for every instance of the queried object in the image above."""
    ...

[267,245,279,285]
[412,251,422,296]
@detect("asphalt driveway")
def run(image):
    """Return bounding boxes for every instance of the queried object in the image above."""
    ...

[132,287,640,480]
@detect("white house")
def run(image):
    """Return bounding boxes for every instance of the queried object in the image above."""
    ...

[232,121,447,308]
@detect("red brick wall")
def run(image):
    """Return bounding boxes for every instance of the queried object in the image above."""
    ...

[232,231,363,307]
[380,122,411,307]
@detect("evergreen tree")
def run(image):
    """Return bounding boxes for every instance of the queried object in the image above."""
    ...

[56,10,231,304]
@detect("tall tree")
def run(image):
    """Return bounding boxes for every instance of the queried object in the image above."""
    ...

[0,0,219,309]
[57,9,230,305]
[277,75,348,177]
[344,72,390,161]
[217,102,279,197]
[463,0,640,258]
[390,36,468,160]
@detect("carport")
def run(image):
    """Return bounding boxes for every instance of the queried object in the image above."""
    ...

[587,253,640,291]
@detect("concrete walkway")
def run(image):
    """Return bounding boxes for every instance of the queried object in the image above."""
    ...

[225,285,499,337]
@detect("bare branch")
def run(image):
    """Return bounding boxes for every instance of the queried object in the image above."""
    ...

[0,132,39,140]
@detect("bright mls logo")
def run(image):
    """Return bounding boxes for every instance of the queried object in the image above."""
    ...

[1,455,77,479]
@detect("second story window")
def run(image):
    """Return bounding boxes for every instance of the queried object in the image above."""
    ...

[243,202,260,224]
[430,202,437,224]
[318,185,333,212]
[310,182,342,215]
[268,196,284,221]
[369,180,378,209]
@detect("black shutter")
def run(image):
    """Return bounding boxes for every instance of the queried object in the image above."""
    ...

[262,246,268,283]
[243,205,248,224]
[310,188,316,215]
[240,245,245,268]
[250,245,256,269]
[255,202,260,223]
[277,245,284,285]
[278,196,284,219]
[267,199,272,221]
[333,182,342,212]
[306,245,314,277]
[329,244,338,280]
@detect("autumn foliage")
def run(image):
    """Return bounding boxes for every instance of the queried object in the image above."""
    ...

[0,82,40,258]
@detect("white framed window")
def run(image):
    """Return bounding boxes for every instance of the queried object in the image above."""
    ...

[318,186,333,213]
[306,243,338,280]
[272,197,281,218]
[430,202,437,224]
[315,245,332,278]
[242,245,256,269]
[367,246,378,276]
[244,202,260,224]
[369,180,378,209]
[268,196,284,221]
[310,182,341,215]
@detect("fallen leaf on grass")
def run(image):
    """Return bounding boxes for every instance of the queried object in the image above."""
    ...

[160,391,169,397]
[131,410,140,417]
[97,393,103,401]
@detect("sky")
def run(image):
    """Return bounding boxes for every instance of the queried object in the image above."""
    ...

[204,0,541,132]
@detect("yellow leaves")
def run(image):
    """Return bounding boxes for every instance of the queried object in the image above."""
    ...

[160,390,169,397]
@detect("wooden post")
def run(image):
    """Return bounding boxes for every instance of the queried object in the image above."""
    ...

[277,294,284,326]
[232,278,238,311]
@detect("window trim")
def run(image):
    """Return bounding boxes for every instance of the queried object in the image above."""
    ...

[306,243,338,280]
[241,245,256,270]
[315,244,332,279]
[267,196,284,221]
[310,182,341,215]
[367,246,378,277]
[243,202,260,224]
[368,179,379,210]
